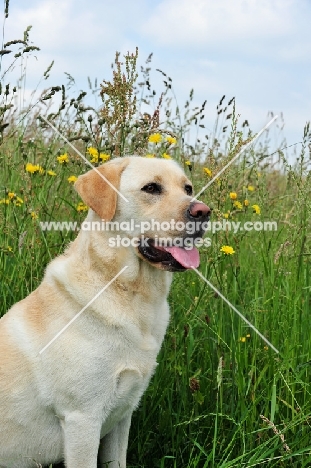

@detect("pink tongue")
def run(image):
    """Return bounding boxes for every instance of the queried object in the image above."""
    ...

[164,246,200,269]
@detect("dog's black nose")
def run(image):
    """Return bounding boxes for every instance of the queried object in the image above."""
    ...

[187,202,211,220]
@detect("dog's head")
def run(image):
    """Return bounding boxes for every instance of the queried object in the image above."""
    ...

[75,156,211,272]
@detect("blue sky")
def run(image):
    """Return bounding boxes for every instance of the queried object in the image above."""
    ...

[3,0,311,157]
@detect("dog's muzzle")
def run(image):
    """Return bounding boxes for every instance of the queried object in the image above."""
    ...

[137,201,211,271]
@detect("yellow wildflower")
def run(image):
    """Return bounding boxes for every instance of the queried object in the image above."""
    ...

[87,148,101,163]
[224,213,229,219]
[229,192,237,200]
[220,245,235,255]
[8,192,15,199]
[247,185,255,191]
[252,204,261,215]
[13,197,23,207]
[77,202,88,212]
[25,163,44,174]
[185,160,192,166]
[145,154,155,158]
[240,337,246,343]
[47,170,56,176]
[203,167,212,177]
[149,133,162,144]
[233,201,243,209]
[99,153,110,162]
[31,212,38,220]
[57,153,69,164]
[162,153,172,159]
[87,147,98,157]
[244,199,249,207]
[0,198,9,204]
[68,175,78,184]
[25,163,36,173]
[246,334,251,338]
[166,136,177,145]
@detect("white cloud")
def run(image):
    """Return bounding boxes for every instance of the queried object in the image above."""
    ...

[8,0,147,58]
[5,0,148,90]
[142,0,310,60]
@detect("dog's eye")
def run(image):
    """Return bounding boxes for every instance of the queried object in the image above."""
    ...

[185,184,193,196]
[141,183,162,195]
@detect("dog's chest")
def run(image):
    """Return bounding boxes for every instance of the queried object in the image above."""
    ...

[97,303,167,436]
[100,360,154,438]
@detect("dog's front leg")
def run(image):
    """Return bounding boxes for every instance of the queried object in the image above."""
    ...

[98,413,132,468]
[63,413,102,468]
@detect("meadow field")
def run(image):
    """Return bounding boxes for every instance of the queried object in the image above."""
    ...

[1,22,311,468]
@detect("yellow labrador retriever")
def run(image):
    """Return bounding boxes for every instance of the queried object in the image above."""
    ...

[0,156,210,468]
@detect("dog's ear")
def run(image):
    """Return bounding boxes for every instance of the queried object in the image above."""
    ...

[74,159,129,220]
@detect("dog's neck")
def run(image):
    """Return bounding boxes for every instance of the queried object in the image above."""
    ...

[65,210,172,297]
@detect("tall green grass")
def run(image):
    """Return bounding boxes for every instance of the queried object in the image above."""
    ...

[1,10,311,467]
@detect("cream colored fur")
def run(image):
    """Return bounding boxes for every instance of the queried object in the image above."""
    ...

[0,156,195,468]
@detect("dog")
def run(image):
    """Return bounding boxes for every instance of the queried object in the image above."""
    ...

[0,156,210,468]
